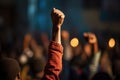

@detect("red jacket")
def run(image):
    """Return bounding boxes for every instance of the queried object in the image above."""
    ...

[42,41,63,80]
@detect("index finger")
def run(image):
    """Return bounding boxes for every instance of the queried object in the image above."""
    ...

[83,32,89,37]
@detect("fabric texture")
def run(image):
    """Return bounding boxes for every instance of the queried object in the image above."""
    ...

[42,41,63,80]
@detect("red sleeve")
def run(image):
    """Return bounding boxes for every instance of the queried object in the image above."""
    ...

[42,41,63,80]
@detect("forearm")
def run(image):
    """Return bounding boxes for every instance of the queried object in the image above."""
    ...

[52,26,61,44]
[42,41,63,80]
[42,8,64,80]
[93,42,99,53]
[89,51,101,78]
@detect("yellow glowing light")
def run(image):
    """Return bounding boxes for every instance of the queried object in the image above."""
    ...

[70,38,79,47]
[109,38,115,48]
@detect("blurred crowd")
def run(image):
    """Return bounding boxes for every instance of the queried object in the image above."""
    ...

[0,0,120,80]
[1,29,120,80]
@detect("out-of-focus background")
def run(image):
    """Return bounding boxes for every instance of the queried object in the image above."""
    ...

[0,0,120,80]
[0,0,120,48]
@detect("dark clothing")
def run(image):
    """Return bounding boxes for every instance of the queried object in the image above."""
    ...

[0,58,20,80]
[0,41,63,80]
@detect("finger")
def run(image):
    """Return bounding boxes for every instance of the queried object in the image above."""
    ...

[51,8,55,13]
[51,8,56,15]
[83,32,89,37]
[53,8,65,18]
[53,8,55,10]
[58,15,65,19]
[87,32,94,36]
[61,14,65,18]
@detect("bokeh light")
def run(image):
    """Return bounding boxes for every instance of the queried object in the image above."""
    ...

[70,38,79,47]
[108,38,115,48]
[19,54,28,64]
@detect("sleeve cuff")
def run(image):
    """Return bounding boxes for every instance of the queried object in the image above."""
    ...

[49,41,63,54]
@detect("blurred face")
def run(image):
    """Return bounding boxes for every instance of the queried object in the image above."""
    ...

[34,46,43,58]
[24,33,32,49]
[83,44,92,56]
[40,33,49,43]
[30,39,37,48]
[72,45,82,56]
[24,34,32,43]
[61,30,69,41]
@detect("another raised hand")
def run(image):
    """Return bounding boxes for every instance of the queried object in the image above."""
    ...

[83,32,98,53]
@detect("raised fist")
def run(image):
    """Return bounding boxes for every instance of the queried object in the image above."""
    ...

[83,32,97,44]
[51,8,65,28]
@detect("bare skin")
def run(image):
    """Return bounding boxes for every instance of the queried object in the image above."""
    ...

[83,32,99,54]
[51,8,65,44]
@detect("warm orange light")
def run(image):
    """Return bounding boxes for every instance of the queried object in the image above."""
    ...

[19,54,27,64]
[70,38,79,47]
[109,38,115,48]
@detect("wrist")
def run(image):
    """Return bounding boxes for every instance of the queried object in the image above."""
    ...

[53,24,61,28]
[52,26,61,33]
[52,26,61,44]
